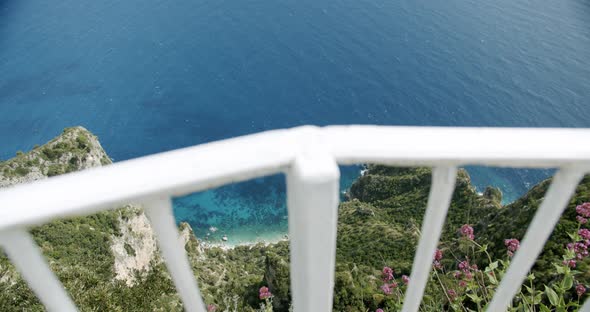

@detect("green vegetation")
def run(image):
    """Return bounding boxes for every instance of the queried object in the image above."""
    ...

[0,127,110,181]
[0,129,589,311]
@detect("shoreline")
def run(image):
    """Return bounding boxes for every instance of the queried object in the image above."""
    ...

[199,235,289,250]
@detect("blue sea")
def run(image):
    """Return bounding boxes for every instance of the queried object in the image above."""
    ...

[1,0,589,245]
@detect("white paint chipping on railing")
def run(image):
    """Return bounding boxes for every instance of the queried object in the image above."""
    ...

[402,166,458,312]
[144,198,207,312]
[287,135,340,312]
[0,125,589,311]
[486,168,585,311]
[0,229,77,312]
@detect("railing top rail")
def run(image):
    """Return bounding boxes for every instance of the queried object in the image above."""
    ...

[0,125,589,230]
[323,125,590,166]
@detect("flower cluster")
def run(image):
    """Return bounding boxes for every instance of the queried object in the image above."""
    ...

[454,259,477,284]
[504,238,520,257]
[207,304,217,312]
[460,224,474,240]
[433,249,443,269]
[259,286,272,300]
[380,266,399,295]
[563,240,590,268]
[376,309,384,312]
[577,284,587,297]
[382,266,394,282]
[381,282,397,295]
[447,289,458,301]
[562,203,590,269]
[564,259,577,268]
[577,203,590,224]
[568,242,589,260]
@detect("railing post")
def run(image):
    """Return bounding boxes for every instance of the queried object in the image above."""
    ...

[287,140,340,312]
[144,197,206,312]
[402,166,458,312]
[487,168,584,311]
[0,228,77,312]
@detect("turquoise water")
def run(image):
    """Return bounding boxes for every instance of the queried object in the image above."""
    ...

[1,0,589,243]
[173,168,360,246]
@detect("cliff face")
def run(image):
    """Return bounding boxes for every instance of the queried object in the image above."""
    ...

[0,127,110,188]
[0,128,167,310]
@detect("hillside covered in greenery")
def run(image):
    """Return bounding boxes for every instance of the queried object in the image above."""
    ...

[0,128,588,311]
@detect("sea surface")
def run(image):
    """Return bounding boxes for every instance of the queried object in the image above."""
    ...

[1,0,589,245]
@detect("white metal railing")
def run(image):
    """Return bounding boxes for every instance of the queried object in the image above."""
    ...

[1,125,590,312]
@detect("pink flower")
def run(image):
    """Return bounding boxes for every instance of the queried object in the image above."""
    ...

[460,224,474,240]
[432,249,444,269]
[433,261,442,270]
[563,259,577,268]
[458,260,470,272]
[434,249,443,261]
[577,284,587,297]
[577,216,588,224]
[376,309,384,312]
[579,229,590,240]
[504,238,520,257]
[577,203,590,218]
[402,275,410,285]
[453,271,462,279]
[458,280,467,288]
[574,242,589,259]
[207,304,217,312]
[447,289,458,301]
[382,266,394,282]
[381,284,393,295]
[259,286,272,300]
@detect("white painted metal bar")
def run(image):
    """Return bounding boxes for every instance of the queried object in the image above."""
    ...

[1,126,590,231]
[402,167,458,312]
[0,228,77,312]
[486,168,585,311]
[580,298,590,312]
[143,198,206,312]
[322,126,590,167]
[287,141,340,312]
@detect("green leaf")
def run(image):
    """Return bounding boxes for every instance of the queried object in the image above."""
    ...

[486,272,498,285]
[479,244,488,252]
[539,304,551,312]
[486,261,498,272]
[545,285,559,307]
[553,263,566,274]
[562,274,573,290]
[466,293,482,303]
[527,273,535,281]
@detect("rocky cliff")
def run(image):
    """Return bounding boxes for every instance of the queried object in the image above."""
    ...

[0,127,110,188]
